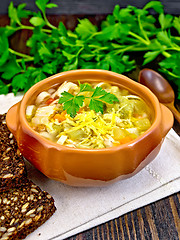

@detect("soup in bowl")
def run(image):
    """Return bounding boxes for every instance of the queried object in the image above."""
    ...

[26,81,152,149]
[6,70,173,186]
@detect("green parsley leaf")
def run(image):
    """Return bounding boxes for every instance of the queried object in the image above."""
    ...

[63,58,78,71]
[157,31,172,46]
[89,98,104,114]
[0,57,21,80]
[59,92,85,118]
[12,74,27,91]
[62,51,76,61]
[8,2,21,26]
[99,91,120,104]
[143,50,161,65]
[159,53,180,99]
[42,63,56,74]
[75,19,97,40]
[29,16,46,27]
[173,17,180,35]
[17,3,32,20]
[35,0,49,13]
[0,80,9,94]
[143,1,164,14]
[159,13,173,30]
[91,86,107,97]
[58,91,75,104]
[88,86,119,113]
[79,83,94,92]
[91,86,119,104]
[0,34,9,66]
[46,3,58,9]
[38,42,53,58]
[58,22,67,36]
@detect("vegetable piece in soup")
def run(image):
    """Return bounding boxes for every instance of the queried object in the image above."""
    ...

[26,81,152,149]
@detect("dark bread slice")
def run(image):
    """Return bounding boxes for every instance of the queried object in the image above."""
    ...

[0,180,56,240]
[0,114,28,192]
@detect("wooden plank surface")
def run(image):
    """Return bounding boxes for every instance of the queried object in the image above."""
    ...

[0,13,180,240]
[66,193,180,240]
[1,0,180,15]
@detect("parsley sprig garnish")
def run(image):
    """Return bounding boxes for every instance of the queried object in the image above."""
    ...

[58,83,119,118]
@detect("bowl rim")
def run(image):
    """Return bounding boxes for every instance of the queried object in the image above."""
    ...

[19,69,161,153]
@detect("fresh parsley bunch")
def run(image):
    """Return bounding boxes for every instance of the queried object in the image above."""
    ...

[0,0,180,99]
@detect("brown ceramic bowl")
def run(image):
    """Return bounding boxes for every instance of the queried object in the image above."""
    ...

[6,70,174,187]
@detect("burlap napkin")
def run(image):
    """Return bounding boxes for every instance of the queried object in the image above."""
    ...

[1,93,180,240]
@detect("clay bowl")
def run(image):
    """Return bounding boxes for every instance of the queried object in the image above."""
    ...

[6,70,174,187]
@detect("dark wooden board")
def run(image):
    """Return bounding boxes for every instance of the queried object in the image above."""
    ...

[1,0,180,15]
[66,192,180,240]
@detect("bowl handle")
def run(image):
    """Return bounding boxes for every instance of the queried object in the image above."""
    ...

[160,103,174,138]
[6,102,21,139]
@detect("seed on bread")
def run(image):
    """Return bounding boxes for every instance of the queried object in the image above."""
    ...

[0,114,28,193]
[0,113,56,239]
[0,181,56,240]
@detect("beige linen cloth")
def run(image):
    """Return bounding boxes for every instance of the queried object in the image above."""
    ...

[1,93,180,240]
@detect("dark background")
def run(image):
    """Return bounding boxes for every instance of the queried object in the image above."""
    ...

[0,0,180,15]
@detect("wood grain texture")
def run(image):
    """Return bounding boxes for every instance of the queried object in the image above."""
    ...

[0,0,180,15]
[67,193,180,240]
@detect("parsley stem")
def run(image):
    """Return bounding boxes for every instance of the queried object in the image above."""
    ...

[162,51,171,58]
[85,31,101,41]
[171,46,180,51]
[42,12,57,30]
[161,68,179,78]
[17,25,52,33]
[113,45,153,54]
[76,47,84,56]
[8,48,33,60]
[16,58,34,63]
[137,15,150,44]
[113,45,142,53]
[128,31,149,45]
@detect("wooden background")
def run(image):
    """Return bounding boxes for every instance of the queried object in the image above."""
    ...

[1,0,180,15]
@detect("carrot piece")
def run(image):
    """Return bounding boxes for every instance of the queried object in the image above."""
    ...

[53,111,66,122]
[77,107,84,113]
[45,98,55,105]
[119,136,133,145]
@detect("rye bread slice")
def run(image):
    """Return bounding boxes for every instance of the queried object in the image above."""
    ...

[0,180,56,240]
[0,114,28,192]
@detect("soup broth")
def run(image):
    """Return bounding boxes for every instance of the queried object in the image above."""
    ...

[26,81,152,149]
